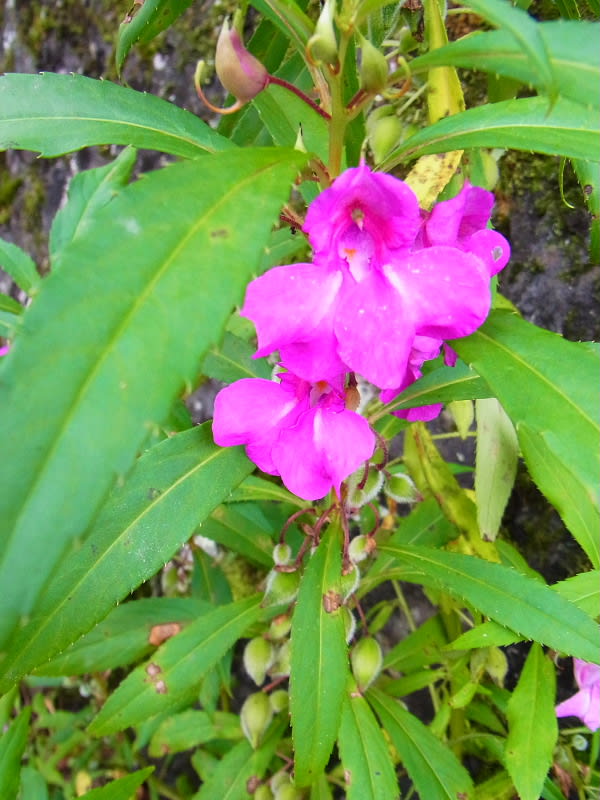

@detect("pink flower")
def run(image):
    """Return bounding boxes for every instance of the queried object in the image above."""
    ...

[380,336,446,422]
[212,371,375,501]
[242,166,509,390]
[0,344,9,357]
[556,659,600,732]
[215,19,269,104]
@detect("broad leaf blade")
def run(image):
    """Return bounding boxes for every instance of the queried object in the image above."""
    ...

[0,425,253,690]
[368,688,474,800]
[0,148,305,655]
[379,543,600,663]
[382,96,600,169]
[88,596,262,735]
[505,644,557,800]
[290,525,349,786]
[116,0,195,74]
[338,690,399,800]
[0,73,233,158]
[453,310,600,567]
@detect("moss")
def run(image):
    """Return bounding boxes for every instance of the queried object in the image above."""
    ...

[0,165,22,226]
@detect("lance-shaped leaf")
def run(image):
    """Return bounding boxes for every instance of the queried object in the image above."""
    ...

[0,426,253,689]
[452,310,600,568]
[290,525,349,786]
[88,595,262,735]
[79,768,154,800]
[409,20,600,111]
[505,644,557,800]
[0,707,31,799]
[368,688,474,800]
[0,148,306,656]
[378,543,600,663]
[0,238,39,296]
[382,96,600,170]
[0,73,233,158]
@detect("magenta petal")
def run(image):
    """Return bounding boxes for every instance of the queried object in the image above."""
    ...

[279,331,348,384]
[466,229,510,276]
[334,272,415,389]
[271,410,334,500]
[385,246,491,341]
[241,263,342,357]
[555,690,597,729]
[574,659,600,689]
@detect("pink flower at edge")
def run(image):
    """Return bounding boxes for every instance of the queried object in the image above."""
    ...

[212,371,375,501]
[555,659,600,732]
[242,165,510,390]
[0,344,9,357]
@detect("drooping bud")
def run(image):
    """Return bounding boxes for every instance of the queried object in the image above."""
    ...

[306,0,338,66]
[348,534,376,565]
[268,613,292,641]
[340,563,361,599]
[351,637,383,692]
[347,466,384,508]
[215,15,269,104]
[243,637,275,686]
[263,569,300,606]
[384,470,419,504]
[272,542,292,567]
[241,692,273,748]
[357,33,389,94]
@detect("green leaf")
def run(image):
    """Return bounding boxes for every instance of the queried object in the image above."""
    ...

[571,158,599,262]
[0,73,234,158]
[553,571,600,619]
[382,614,448,672]
[116,0,195,74]
[88,595,262,735]
[0,238,39,295]
[250,0,314,56]
[378,543,600,663]
[409,20,600,110]
[78,767,154,799]
[0,294,22,315]
[35,598,210,676]
[290,525,349,786]
[368,688,474,800]
[0,707,31,799]
[201,331,272,382]
[505,644,557,800]
[382,96,600,170]
[474,399,519,541]
[0,425,253,690]
[192,716,287,800]
[453,310,600,568]
[0,148,305,657]
[338,689,399,800]
[49,147,137,268]
[149,710,242,757]
[200,504,275,567]
[227,475,306,507]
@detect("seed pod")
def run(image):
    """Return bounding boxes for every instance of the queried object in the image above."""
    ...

[347,467,384,508]
[268,613,292,641]
[269,689,289,714]
[243,637,275,686]
[254,784,274,800]
[263,569,300,606]
[340,563,361,600]
[358,34,389,94]
[307,0,338,65]
[348,534,376,565]
[385,471,419,504]
[270,640,291,678]
[241,692,273,748]
[272,542,293,567]
[351,637,383,692]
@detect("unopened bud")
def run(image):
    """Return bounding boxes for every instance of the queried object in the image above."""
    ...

[243,637,275,686]
[263,569,300,606]
[270,640,291,677]
[385,471,419,504]
[269,689,289,714]
[348,534,376,564]
[340,606,357,644]
[351,637,383,692]
[270,771,291,793]
[241,692,273,748]
[254,784,274,800]
[215,16,269,104]
[274,784,303,800]
[369,113,402,164]
[484,646,508,686]
[347,467,384,508]
[307,0,338,65]
[268,613,292,641]
[358,34,389,94]
[340,563,360,599]
[272,543,292,567]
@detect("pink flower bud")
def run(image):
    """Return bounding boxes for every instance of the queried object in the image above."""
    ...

[215,19,269,104]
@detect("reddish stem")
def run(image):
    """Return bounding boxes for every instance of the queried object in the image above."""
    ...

[267,75,332,121]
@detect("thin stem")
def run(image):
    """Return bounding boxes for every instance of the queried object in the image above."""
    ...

[325,35,350,177]
[267,75,332,121]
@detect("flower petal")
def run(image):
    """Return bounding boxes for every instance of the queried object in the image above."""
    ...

[279,322,348,383]
[242,263,342,357]
[271,410,333,500]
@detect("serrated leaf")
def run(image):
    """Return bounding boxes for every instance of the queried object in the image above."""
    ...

[505,644,557,800]
[368,688,474,800]
[475,398,519,541]
[35,598,210,676]
[453,310,600,568]
[553,571,600,619]
[89,595,262,735]
[382,96,600,170]
[78,767,154,799]
[0,73,233,158]
[290,525,349,786]
[410,20,600,110]
[0,238,39,295]
[49,147,137,268]
[116,0,195,74]
[0,148,305,657]
[338,689,399,800]
[378,543,600,663]
[0,707,31,799]
[0,425,253,690]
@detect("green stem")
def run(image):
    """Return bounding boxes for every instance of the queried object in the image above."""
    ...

[326,36,350,177]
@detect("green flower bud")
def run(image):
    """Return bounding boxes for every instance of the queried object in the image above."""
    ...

[215,15,269,104]
[307,0,338,65]
[274,784,303,800]
[268,613,292,641]
[351,637,383,692]
[357,34,389,94]
[269,689,289,714]
[263,569,300,606]
[348,534,376,565]
[270,640,291,677]
[369,113,403,165]
[241,692,273,748]
[270,771,291,793]
[484,646,508,687]
[243,637,275,686]
[340,605,357,644]
[339,563,361,599]
[347,467,384,507]
[385,471,419,504]
[272,542,293,567]
[254,785,275,800]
